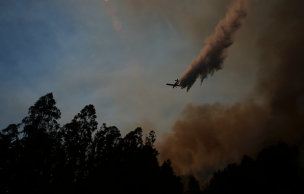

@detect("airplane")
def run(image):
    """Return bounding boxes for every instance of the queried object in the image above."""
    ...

[166,79,181,88]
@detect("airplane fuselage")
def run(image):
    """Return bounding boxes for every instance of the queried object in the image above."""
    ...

[166,79,181,88]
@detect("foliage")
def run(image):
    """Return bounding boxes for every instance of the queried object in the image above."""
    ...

[202,143,304,194]
[0,93,183,194]
[1,93,303,194]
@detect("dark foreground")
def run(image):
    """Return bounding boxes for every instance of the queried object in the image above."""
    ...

[1,93,303,194]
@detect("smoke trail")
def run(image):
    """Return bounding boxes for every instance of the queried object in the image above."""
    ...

[157,0,304,181]
[179,0,249,91]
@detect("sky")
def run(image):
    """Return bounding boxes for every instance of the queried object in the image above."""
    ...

[0,0,265,132]
[1,0,304,182]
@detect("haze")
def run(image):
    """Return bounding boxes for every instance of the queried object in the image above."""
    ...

[1,0,304,183]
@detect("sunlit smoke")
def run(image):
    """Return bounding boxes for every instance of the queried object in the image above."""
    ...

[179,0,249,91]
[157,0,304,182]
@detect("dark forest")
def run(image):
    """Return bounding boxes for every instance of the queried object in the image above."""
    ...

[1,93,303,194]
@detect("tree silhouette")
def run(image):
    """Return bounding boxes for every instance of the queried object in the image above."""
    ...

[61,104,97,183]
[0,124,22,193]
[1,93,303,194]
[203,142,304,194]
[86,123,122,193]
[159,159,184,194]
[1,93,64,193]
[186,174,203,194]
[22,93,64,193]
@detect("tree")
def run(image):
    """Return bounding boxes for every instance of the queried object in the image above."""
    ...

[202,143,304,194]
[61,104,98,183]
[187,174,203,194]
[22,93,61,136]
[158,160,184,194]
[0,93,185,194]
[0,124,22,193]
[86,123,122,193]
[90,123,122,165]
[19,93,64,193]
[145,130,156,147]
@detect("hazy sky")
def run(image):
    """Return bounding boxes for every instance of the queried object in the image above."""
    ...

[2,0,304,184]
[0,0,272,135]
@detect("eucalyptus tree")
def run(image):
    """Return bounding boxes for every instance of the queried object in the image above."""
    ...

[61,104,98,182]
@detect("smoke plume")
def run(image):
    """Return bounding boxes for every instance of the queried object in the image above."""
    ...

[179,0,249,91]
[157,0,304,181]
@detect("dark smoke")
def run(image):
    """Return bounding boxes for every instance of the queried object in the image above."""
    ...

[179,0,249,91]
[157,0,304,181]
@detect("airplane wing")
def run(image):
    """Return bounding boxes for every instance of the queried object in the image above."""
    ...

[166,84,181,87]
